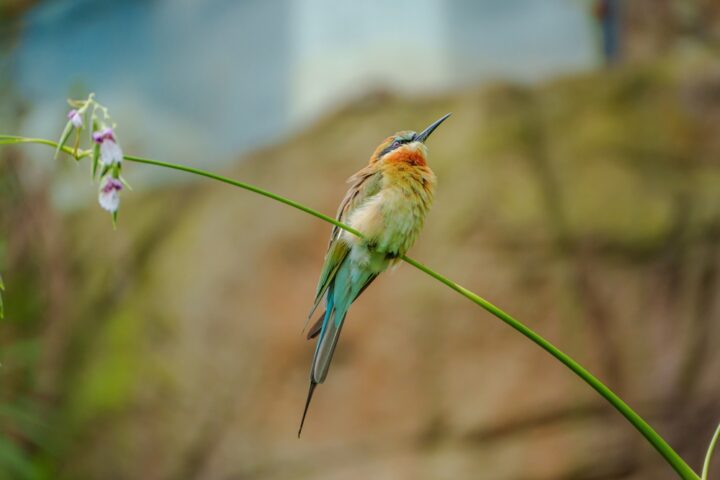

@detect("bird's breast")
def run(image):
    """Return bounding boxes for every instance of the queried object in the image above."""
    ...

[343,168,435,264]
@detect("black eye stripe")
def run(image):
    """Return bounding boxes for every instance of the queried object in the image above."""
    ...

[380,141,401,157]
[379,134,415,158]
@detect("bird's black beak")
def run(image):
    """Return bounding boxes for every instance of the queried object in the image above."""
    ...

[415,113,451,143]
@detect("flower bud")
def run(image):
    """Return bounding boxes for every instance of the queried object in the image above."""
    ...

[67,109,83,129]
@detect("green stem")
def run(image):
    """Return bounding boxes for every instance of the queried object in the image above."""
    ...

[703,422,720,480]
[124,155,364,237]
[0,135,700,479]
[0,135,76,153]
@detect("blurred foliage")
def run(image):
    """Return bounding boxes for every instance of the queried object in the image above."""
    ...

[621,0,720,61]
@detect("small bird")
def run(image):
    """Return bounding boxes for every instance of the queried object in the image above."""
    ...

[298,113,450,436]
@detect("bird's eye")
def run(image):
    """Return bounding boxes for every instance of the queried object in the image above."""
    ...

[379,138,406,158]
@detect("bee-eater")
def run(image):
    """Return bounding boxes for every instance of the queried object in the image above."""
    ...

[298,113,451,436]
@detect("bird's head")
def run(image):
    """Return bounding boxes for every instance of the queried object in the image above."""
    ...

[370,113,451,166]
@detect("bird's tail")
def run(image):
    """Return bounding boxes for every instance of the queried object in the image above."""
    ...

[299,258,372,436]
[312,253,372,385]
[313,297,340,379]
[298,381,316,437]
[299,289,346,437]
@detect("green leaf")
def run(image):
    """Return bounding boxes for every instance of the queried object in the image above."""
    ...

[0,401,47,446]
[119,175,132,191]
[91,118,100,178]
[0,435,36,480]
[71,129,82,160]
[0,403,44,429]
[1,338,40,364]
[703,422,720,480]
[54,120,73,159]
[92,142,100,179]
[0,272,4,320]
[88,115,97,145]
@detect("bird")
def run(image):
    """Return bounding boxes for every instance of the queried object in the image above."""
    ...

[298,113,451,437]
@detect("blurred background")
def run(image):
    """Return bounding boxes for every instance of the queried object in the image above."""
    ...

[1,0,719,479]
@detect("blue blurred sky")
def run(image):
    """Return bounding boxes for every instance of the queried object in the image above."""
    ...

[5,0,597,203]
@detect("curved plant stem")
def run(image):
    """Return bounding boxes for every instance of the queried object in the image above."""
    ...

[0,135,74,152]
[703,422,720,480]
[125,155,364,237]
[0,135,701,479]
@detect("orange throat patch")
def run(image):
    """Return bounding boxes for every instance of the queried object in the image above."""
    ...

[384,148,427,167]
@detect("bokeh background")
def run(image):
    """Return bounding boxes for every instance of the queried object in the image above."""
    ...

[1,1,720,479]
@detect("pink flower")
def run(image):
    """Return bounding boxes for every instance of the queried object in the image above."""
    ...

[93,127,123,166]
[67,109,83,129]
[98,176,123,212]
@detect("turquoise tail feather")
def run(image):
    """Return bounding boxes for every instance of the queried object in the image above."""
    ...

[312,257,376,382]
[299,285,338,437]
[299,257,376,436]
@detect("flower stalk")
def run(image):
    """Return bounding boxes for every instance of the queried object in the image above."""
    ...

[53,95,127,225]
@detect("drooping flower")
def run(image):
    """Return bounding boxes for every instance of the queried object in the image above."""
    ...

[67,109,83,129]
[98,176,123,212]
[93,127,123,166]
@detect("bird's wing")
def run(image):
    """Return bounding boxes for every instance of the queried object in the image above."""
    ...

[329,166,382,242]
[306,272,378,340]
[306,239,348,322]
[306,167,382,321]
